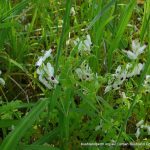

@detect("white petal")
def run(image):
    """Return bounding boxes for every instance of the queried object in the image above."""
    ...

[131,63,144,76]
[146,75,150,80]
[95,125,101,131]
[74,38,80,46]
[123,50,137,60]
[35,49,52,67]
[126,63,133,71]
[137,45,146,55]
[84,35,92,48]
[36,57,43,67]
[78,42,84,51]
[132,40,140,52]
[42,49,52,61]
[39,75,52,89]
[46,62,54,76]
[104,85,112,93]
[136,120,144,127]
[112,81,121,90]
[75,68,83,80]
[0,78,5,86]
[135,128,140,139]
[36,67,44,75]
[70,7,75,16]
[147,126,150,135]
[115,65,122,74]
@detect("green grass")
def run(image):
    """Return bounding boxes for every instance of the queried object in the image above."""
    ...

[0,0,150,150]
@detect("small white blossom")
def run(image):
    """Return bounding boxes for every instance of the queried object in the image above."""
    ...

[123,40,146,60]
[144,75,150,84]
[127,63,144,77]
[0,70,5,86]
[135,128,140,139]
[135,120,150,138]
[136,119,144,127]
[84,35,92,52]
[35,48,58,89]
[75,61,94,81]
[37,62,58,89]
[36,49,52,67]
[95,125,101,131]
[143,75,150,93]
[74,34,92,54]
[104,85,112,93]
[105,66,127,93]
[105,62,144,93]
[147,126,150,135]
[70,7,75,16]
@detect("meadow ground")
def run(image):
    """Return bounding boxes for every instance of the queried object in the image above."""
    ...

[0,0,150,150]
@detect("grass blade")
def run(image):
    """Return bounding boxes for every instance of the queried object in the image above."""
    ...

[0,0,29,22]
[140,0,150,41]
[55,0,71,73]
[107,0,136,71]
[87,0,115,30]
[0,99,48,150]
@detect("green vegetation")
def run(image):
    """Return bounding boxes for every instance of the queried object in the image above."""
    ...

[0,0,150,150]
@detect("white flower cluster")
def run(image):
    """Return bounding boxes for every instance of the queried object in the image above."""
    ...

[123,40,146,60]
[0,70,5,86]
[74,34,92,54]
[135,120,150,139]
[105,40,146,94]
[75,61,94,81]
[143,75,150,93]
[35,49,58,89]
[105,63,144,93]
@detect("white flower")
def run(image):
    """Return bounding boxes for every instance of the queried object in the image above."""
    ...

[105,66,127,93]
[75,61,94,81]
[0,78,5,86]
[0,70,5,86]
[143,75,150,93]
[37,62,58,89]
[104,85,112,93]
[70,7,75,16]
[46,63,59,84]
[136,119,144,127]
[39,75,52,89]
[36,49,52,67]
[84,34,92,52]
[36,48,58,89]
[132,40,146,55]
[145,75,150,84]
[128,63,144,77]
[74,34,92,54]
[115,65,122,75]
[135,120,150,138]
[95,125,101,131]
[123,40,146,60]
[147,126,150,135]
[135,128,140,139]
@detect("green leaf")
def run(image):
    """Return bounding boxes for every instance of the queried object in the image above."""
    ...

[33,128,59,145]
[0,0,30,22]
[87,0,115,30]
[107,0,136,71]
[0,99,48,150]
[140,0,150,41]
